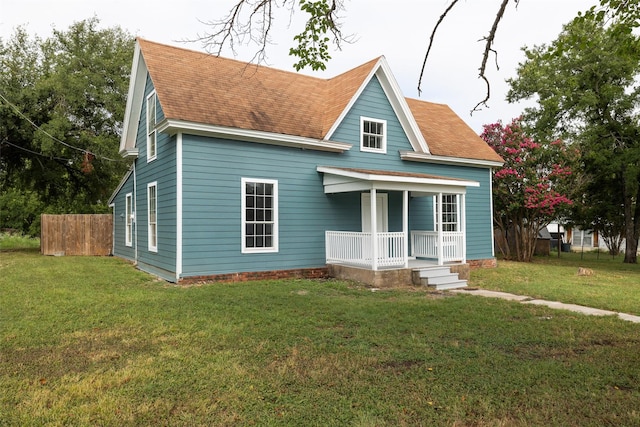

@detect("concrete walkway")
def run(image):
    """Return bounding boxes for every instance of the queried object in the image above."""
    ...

[451,289,640,324]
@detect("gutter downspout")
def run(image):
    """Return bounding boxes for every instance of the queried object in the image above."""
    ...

[176,133,183,282]
[133,161,138,265]
[403,190,409,268]
[437,192,443,266]
[371,188,378,271]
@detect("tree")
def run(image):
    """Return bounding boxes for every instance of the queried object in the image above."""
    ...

[507,16,640,263]
[481,118,574,262]
[0,18,134,235]
[198,0,640,111]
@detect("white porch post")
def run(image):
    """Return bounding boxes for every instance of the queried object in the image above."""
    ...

[437,192,443,266]
[460,193,467,263]
[403,190,409,268]
[370,188,378,271]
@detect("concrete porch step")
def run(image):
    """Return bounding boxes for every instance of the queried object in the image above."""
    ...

[414,266,467,290]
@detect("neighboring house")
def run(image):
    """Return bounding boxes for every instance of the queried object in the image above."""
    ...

[548,223,638,254]
[108,39,504,287]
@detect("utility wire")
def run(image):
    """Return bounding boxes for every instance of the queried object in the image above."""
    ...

[0,92,122,162]
[1,139,74,163]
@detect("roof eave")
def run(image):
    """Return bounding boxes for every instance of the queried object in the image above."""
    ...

[119,41,148,154]
[119,148,139,158]
[317,165,480,194]
[107,165,134,205]
[158,119,353,153]
[399,150,504,168]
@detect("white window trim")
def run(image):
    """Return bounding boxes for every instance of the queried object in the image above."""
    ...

[434,194,460,232]
[146,91,157,162]
[241,177,279,254]
[360,116,387,154]
[147,181,158,252]
[125,192,133,247]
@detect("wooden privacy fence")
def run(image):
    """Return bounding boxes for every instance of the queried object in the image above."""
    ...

[41,214,112,256]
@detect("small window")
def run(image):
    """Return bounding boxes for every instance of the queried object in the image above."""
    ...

[146,92,157,162]
[148,182,157,252]
[241,178,278,253]
[125,192,133,247]
[360,117,387,153]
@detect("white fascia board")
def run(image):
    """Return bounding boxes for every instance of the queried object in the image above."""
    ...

[119,148,139,158]
[157,119,352,153]
[119,42,147,154]
[323,57,430,154]
[107,165,134,205]
[317,166,479,189]
[400,150,504,168]
[374,58,430,154]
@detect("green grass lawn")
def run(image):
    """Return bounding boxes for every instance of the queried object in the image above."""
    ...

[0,233,40,251]
[471,250,640,316]
[1,250,639,426]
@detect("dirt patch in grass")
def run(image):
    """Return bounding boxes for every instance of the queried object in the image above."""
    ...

[0,328,152,381]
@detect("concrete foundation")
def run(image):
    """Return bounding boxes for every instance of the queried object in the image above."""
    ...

[327,264,414,288]
[328,262,472,288]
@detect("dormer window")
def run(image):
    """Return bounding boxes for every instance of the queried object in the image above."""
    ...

[360,117,386,153]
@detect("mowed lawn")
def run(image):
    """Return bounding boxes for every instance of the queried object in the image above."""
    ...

[472,251,640,316]
[1,250,639,426]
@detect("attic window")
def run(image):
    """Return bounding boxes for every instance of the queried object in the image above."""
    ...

[146,92,157,162]
[360,117,386,153]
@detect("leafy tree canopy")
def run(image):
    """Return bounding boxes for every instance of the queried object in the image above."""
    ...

[0,18,134,235]
[507,13,640,263]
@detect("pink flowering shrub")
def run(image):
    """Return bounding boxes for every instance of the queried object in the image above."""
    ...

[481,117,575,262]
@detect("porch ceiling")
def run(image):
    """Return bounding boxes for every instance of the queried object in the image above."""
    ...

[317,166,479,194]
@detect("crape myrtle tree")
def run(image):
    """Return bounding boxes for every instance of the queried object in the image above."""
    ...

[0,18,134,235]
[507,14,640,263]
[481,118,575,262]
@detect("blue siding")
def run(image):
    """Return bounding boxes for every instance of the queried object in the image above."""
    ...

[131,75,177,280]
[180,135,493,277]
[331,75,416,164]
[112,170,135,261]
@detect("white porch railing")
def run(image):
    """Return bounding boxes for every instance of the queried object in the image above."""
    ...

[325,231,406,269]
[411,230,465,263]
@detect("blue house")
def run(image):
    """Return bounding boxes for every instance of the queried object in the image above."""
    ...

[109,39,503,288]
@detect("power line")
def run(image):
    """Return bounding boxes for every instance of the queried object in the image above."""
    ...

[0,92,122,162]
[1,139,74,163]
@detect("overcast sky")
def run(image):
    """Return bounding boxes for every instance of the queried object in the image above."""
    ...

[1,0,596,133]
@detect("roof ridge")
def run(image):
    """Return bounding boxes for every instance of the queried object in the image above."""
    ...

[138,37,333,83]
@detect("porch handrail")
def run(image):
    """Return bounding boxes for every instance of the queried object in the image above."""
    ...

[325,230,406,268]
[325,231,371,267]
[411,230,464,263]
[376,232,406,267]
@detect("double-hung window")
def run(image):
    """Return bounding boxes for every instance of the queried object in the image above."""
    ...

[125,192,133,247]
[242,178,278,253]
[360,117,387,153]
[146,92,157,162]
[435,194,459,232]
[148,182,157,252]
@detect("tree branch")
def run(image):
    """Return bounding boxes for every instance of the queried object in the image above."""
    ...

[417,0,461,96]
[471,0,513,114]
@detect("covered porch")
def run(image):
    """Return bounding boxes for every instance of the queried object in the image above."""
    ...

[317,167,479,271]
